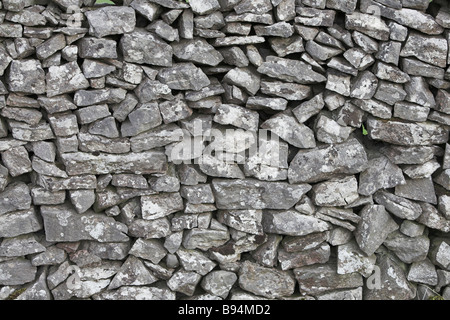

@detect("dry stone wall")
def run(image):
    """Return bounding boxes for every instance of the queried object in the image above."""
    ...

[1,0,450,301]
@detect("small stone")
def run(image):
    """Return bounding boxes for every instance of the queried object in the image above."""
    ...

[176,247,216,276]
[222,67,261,95]
[294,263,363,296]
[69,190,96,214]
[36,33,66,60]
[261,111,316,149]
[269,35,305,57]
[395,177,437,204]
[141,193,184,220]
[48,112,79,137]
[120,29,172,67]
[383,231,430,264]
[159,98,193,124]
[109,255,158,290]
[314,114,353,144]
[337,240,376,277]
[326,69,351,96]
[239,261,295,299]
[373,190,422,220]
[46,62,90,97]
[0,258,37,286]
[121,103,162,137]
[295,7,335,27]
[31,246,67,267]
[354,204,399,256]
[0,234,45,257]
[167,269,202,296]
[86,6,136,38]
[0,182,31,215]
[1,146,32,177]
[182,228,230,250]
[201,271,237,299]
[407,259,438,286]
[288,138,368,183]
[260,80,311,100]
[78,38,118,59]
[263,210,330,236]
[367,118,448,146]
[172,38,223,66]
[7,59,45,94]
[278,243,331,270]
[0,208,43,238]
[345,12,390,40]
[157,63,210,91]
[400,32,448,68]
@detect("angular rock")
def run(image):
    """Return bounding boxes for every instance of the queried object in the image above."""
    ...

[373,190,422,220]
[367,118,448,146]
[0,234,46,257]
[0,208,43,238]
[222,67,261,95]
[157,63,210,91]
[167,269,202,296]
[172,38,223,66]
[294,263,363,296]
[212,178,310,210]
[7,59,45,94]
[46,62,90,98]
[358,156,405,196]
[278,243,331,270]
[383,231,430,264]
[239,261,295,298]
[182,228,230,250]
[314,114,352,144]
[176,247,216,276]
[395,177,437,204]
[400,32,448,68]
[0,258,37,286]
[337,240,376,277]
[86,6,136,38]
[289,138,368,183]
[78,37,118,59]
[345,12,390,41]
[262,210,330,236]
[40,204,128,242]
[1,146,32,177]
[261,112,316,149]
[141,193,183,220]
[260,80,311,100]
[120,29,172,67]
[355,205,399,256]
[201,271,237,299]
[257,56,326,84]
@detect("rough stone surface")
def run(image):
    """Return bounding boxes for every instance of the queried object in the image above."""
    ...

[0,0,449,302]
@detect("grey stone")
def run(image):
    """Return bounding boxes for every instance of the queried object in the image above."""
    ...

[121,103,162,137]
[345,12,389,40]
[7,59,45,94]
[48,112,79,137]
[1,146,32,177]
[75,105,111,125]
[350,71,378,99]
[380,145,436,165]
[400,220,425,238]
[0,234,45,258]
[78,38,118,59]
[0,258,37,286]
[363,253,416,300]
[404,76,436,108]
[239,261,295,298]
[78,132,131,155]
[86,6,135,38]
[354,204,399,256]
[315,207,361,231]
[31,246,66,267]
[407,259,438,286]
[88,242,130,261]
[157,63,210,91]
[69,189,96,214]
[254,22,294,37]
[0,208,42,238]
[224,12,274,25]
[109,255,157,290]
[315,114,352,144]
[82,60,116,79]
[60,151,167,176]
[393,102,429,122]
[46,62,90,97]
[367,118,448,146]
[373,190,422,220]
[212,178,310,210]
[269,35,305,57]
[222,67,260,95]
[337,240,376,277]
[37,95,77,115]
[141,193,184,220]
[400,32,448,68]
[374,62,410,83]
[352,99,392,119]
[288,138,368,184]
[41,204,128,242]
[262,210,330,236]
[95,285,176,300]
[167,269,202,296]
[176,247,216,276]
[36,33,66,60]
[326,69,351,96]
[213,104,259,131]
[217,210,263,235]
[258,56,326,84]
[219,46,249,67]
[128,238,167,264]
[383,231,430,264]
[403,160,440,179]
[402,58,445,80]
[360,0,443,35]
[31,157,68,178]
[120,29,172,67]
[200,271,237,299]
[33,174,97,192]
[172,38,223,66]
[358,156,405,196]
[395,177,437,204]
[294,263,363,296]
[292,93,324,123]
[305,40,342,62]
[312,176,358,207]
[295,7,335,26]
[278,243,331,270]
[260,80,311,100]
[261,112,316,149]
[182,228,230,250]
[373,81,406,106]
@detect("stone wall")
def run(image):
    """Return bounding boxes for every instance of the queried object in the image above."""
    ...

[0,0,450,301]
